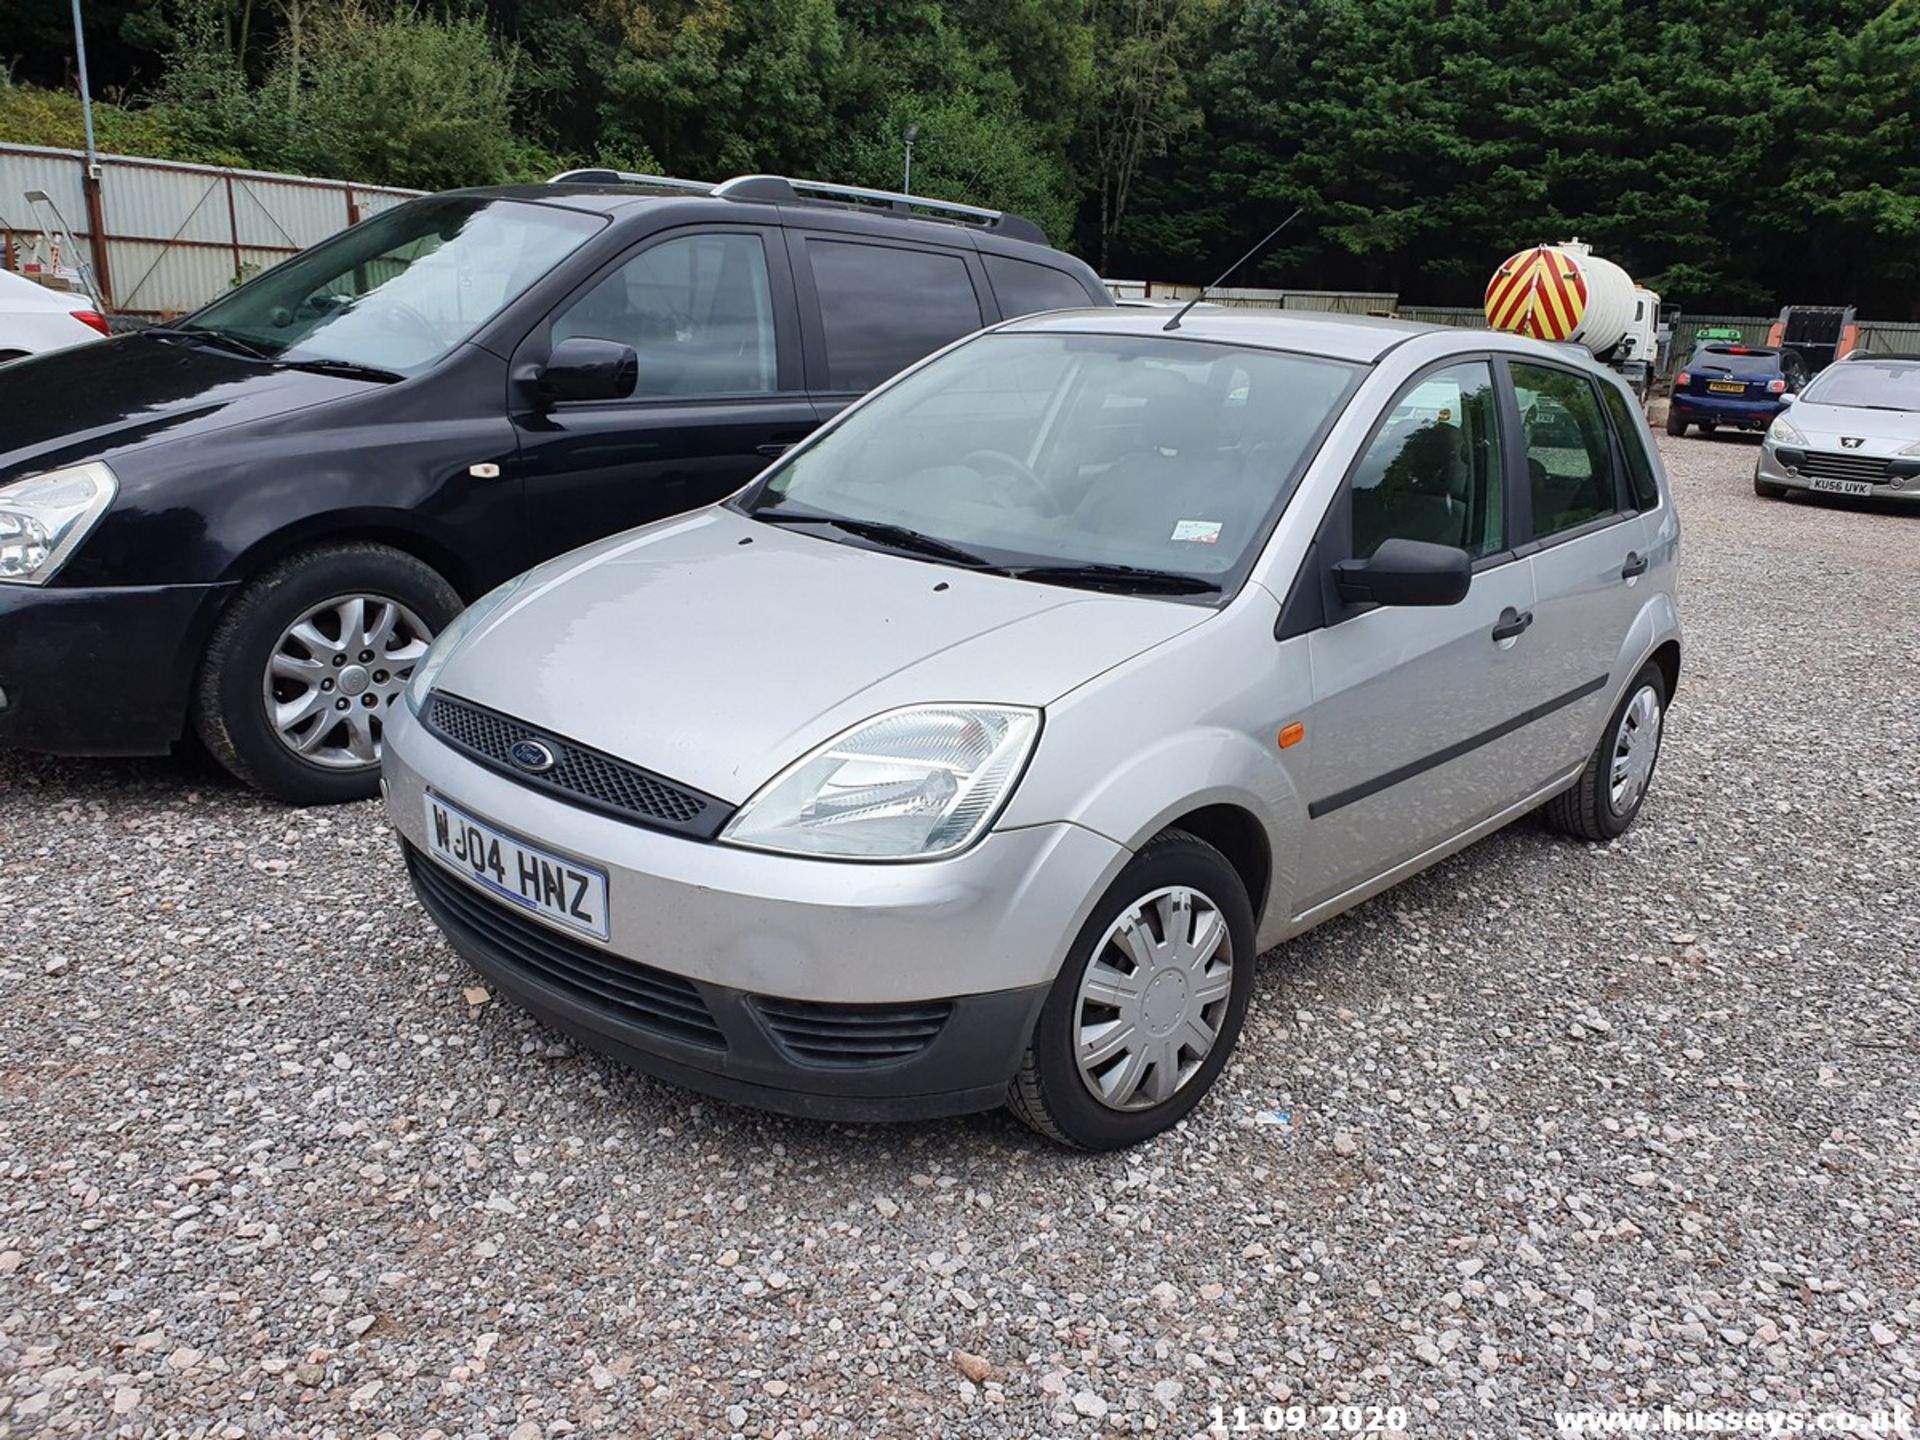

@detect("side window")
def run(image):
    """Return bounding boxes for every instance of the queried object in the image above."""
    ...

[1597,381,1661,511]
[985,255,1096,318]
[1349,361,1505,562]
[552,232,778,399]
[1511,363,1621,538]
[807,240,982,392]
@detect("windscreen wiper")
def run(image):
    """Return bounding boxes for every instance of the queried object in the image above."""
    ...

[282,357,405,383]
[751,508,994,568]
[153,326,280,362]
[1003,563,1222,596]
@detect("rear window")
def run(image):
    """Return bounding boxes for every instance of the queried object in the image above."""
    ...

[1597,382,1661,511]
[1690,347,1781,378]
[985,256,1096,318]
[806,240,983,392]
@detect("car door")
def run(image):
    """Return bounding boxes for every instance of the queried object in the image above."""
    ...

[785,227,991,423]
[1507,360,1655,774]
[1289,358,1542,912]
[510,225,818,561]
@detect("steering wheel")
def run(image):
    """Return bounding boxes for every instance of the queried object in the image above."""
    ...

[961,449,1062,514]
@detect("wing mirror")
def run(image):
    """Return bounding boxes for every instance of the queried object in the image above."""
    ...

[1332,538,1472,607]
[533,337,638,404]
[1778,391,1796,406]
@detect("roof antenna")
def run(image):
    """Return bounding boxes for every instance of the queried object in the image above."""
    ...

[1163,208,1304,332]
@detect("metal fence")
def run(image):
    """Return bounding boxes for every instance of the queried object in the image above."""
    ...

[0,143,421,318]
[1111,281,1398,314]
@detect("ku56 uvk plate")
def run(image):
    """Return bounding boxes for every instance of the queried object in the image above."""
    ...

[1808,477,1873,497]
[424,793,611,941]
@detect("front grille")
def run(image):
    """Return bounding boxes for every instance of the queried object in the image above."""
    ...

[753,996,953,1068]
[1797,450,1893,484]
[407,846,726,1049]
[425,694,730,838]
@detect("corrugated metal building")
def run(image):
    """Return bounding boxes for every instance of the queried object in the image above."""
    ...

[0,143,420,317]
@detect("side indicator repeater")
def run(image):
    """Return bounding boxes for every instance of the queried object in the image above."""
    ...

[1277,722,1305,750]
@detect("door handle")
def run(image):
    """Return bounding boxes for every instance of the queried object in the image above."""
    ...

[756,443,795,458]
[1621,551,1649,579]
[1491,607,1534,643]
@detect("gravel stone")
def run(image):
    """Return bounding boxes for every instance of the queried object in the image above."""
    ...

[0,434,1914,1433]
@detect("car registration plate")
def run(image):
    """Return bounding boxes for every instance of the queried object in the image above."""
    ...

[1809,477,1872,497]
[1707,381,1745,394]
[424,793,610,941]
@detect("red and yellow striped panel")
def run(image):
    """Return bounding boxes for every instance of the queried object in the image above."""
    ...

[1483,246,1589,341]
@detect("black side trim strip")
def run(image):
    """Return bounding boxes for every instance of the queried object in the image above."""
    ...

[1307,674,1610,819]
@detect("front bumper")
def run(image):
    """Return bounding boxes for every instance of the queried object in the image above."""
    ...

[383,702,1129,1119]
[1756,447,1920,504]
[1671,393,1780,429]
[0,582,230,755]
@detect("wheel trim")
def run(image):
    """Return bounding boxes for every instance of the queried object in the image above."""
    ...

[262,593,432,771]
[1608,685,1663,815]
[1073,885,1234,1113]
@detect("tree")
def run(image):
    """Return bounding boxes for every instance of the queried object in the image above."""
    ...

[1083,0,1213,273]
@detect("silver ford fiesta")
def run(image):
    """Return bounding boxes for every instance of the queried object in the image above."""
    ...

[383,308,1681,1149]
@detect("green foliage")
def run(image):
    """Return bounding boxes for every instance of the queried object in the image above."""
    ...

[1121,0,1920,312]
[3,0,1918,312]
[151,3,553,187]
[0,81,245,167]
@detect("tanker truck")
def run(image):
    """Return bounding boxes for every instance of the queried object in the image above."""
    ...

[1483,239,1663,399]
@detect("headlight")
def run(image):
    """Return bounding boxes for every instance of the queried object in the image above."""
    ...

[0,461,118,585]
[1901,439,1920,457]
[720,704,1041,860]
[405,573,528,713]
[1768,416,1807,446]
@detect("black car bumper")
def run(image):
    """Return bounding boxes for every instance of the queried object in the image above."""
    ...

[404,844,1050,1122]
[0,582,229,755]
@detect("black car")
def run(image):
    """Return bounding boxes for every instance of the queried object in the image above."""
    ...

[0,172,1110,803]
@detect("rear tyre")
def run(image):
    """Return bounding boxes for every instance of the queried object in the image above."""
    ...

[1754,474,1789,499]
[1665,410,1687,437]
[1008,830,1255,1150]
[193,542,460,805]
[1544,662,1667,842]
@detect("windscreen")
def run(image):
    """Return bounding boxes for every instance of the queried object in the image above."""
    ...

[182,196,603,373]
[1802,361,1920,411]
[1690,347,1781,377]
[742,331,1360,586]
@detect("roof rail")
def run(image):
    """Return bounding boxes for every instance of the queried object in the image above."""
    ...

[547,168,712,195]
[711,174,1048,244]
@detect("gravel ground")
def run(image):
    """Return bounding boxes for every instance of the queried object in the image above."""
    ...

[2,433,1916,1439]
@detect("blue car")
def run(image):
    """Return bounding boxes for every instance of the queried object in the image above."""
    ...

[1667,344,1810,437]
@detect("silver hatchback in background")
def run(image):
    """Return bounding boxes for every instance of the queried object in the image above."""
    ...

[382,309,1681,1150]
[1754,353,1920,504]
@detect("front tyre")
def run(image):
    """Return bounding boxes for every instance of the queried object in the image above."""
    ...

[194,542,460,805]
[1544,661,1667,842]
[1008,830,1255,1150]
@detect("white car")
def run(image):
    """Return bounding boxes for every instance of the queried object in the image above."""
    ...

[1755,354,1920,505]
[0,269,110,363]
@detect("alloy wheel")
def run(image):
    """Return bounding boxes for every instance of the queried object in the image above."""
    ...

[262,593,432,770]
[1073,885,1235,1112]
[1608,685,1663,815]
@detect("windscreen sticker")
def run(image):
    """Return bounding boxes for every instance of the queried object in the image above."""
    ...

[1171,520,1224,544]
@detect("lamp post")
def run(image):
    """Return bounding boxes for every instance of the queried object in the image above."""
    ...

[69,0,114,307]
[901,125,919,195]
